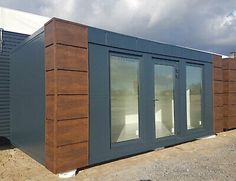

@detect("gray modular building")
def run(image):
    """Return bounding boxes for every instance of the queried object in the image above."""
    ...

[9,18,217,174]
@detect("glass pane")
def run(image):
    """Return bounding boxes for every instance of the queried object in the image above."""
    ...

[154,64,175,138]
[110,55,139,143]
[186,65,203,130]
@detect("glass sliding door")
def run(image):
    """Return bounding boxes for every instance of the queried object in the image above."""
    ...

[110,55,140,143]
[154,63,176,138]
[186,65,203,130]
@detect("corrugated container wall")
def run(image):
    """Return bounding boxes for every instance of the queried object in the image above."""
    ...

[0,30,28,138]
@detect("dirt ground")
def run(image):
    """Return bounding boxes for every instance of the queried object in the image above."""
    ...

[0,130,236,181]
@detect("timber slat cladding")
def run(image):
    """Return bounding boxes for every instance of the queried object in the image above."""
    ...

[57,71,88,95]
[45,71,55,95]
[213,57,236,132]
[214,107,223,119]
[54,21,87,48]
[224,93,236,105]
[214,94,223,107]
[46,70,88,95]
[223,70,236,81]
[56,142,88,172]
[213,67,223,81]
[223,105,236,116]
[227,82,236,92]
[45,95,55,120]
[57,95,88,120]
[45,18,89,173]
[45,120,55,170]
[227,116,236,127]
[213,55,224,133]
[56,44,88,71]
[57,118,88,146]
[214,81,223,94]
[223,59,236,70]
[45,46,54,70]
[223,58,236,129]
[213,55,222,68]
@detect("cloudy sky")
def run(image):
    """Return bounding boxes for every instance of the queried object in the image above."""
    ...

[0,0,236,55]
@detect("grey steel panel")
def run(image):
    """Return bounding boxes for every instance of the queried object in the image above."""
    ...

[10,31,45,164]
[88,27,213,63]
[0,30,28,139]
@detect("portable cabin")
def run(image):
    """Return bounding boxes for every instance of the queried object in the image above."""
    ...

[11,17,218,174]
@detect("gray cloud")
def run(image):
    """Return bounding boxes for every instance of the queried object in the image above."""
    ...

[0,0,235,55]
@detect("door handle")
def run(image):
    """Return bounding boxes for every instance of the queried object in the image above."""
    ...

[153,99,159,101]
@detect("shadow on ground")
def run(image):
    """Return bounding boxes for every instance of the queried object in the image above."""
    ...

[0,137,14,151]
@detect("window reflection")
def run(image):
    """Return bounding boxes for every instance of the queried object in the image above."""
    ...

[155,64,175,138]
[186,65,203,130]
[110,55,139,143]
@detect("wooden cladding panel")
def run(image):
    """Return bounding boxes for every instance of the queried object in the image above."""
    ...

[223,82,228,93]
[46,70,88,95]
[213,55,222,68]
[57,71,88,95]
[213,54,236,132]
[45,46,54,70]
[45,18,89,174]
[57,95,88,120]
[222,59,228,69]
[213,67,223,81]
[45,95,55,120]
[222,59,236,130]
[214,81,223,94]
[46,45,88,72]
[45,142,55,172]
[54,21,87,48]
[223,93,227,105]
[46,71,55,95]
[223,105,236,116]
[56,142,88,173]
[214,94,223,107]
[45,119,55,171]
[56,45,88,71]
[227,82,236,92]
[214,106,223,120]
[223,93,236,105]
[223,70,236,81]
[45,19,88,48]
[45,120,55,146]
[228,93,236,105]
[57,118,88,146]
[213,55,224,133]
[223,59,236,70]
[214,119,223,133]
[227,116,236,129]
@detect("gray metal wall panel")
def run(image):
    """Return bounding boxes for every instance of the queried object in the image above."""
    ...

[88,27,212,63]
[0,30,28,138]
[10,31,45,164]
